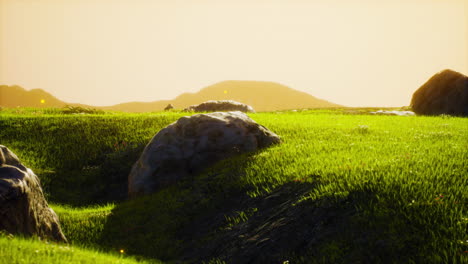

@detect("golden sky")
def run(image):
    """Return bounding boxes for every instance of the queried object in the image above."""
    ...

[1,0,467,107]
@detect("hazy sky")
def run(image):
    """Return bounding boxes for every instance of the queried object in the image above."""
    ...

[1,0,467,107]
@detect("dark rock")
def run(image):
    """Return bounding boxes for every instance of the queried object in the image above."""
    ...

[0,145,67,242]
[128,111,280,197]
[184,100,255,113]
[164,104,174,111]
[411,69,468,116]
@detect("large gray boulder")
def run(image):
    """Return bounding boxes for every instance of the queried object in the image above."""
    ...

[0,145,67,242]
[128,111,280,197]
[411,69,468,116]
[184,100,255,113]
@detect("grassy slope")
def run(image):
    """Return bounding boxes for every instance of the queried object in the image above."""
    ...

[0,108,187,205]
[247,112,467,262]
[0,108,467,263]
[51,204,115,248]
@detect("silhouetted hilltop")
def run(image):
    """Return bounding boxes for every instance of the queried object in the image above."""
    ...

[102,100,172,112]
[0,85,98,110]
[0,85,67,108]
[107,81,341,112]
[0,82,341,112]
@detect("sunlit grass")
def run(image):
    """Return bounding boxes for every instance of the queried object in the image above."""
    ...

[0,235,161,264]
[51,204,115,248]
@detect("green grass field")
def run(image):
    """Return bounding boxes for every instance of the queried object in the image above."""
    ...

[0,233,161,264]
[0,107,466,263]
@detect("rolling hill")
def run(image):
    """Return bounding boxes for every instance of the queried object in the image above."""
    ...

[0,85,67,108]
[105,81,342,112]
[0,81,342,112]
[0,85,93,109]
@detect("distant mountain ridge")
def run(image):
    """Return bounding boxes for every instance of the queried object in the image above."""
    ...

[0,81,342,112]
[0,85,67,108]
[0,85,93,109]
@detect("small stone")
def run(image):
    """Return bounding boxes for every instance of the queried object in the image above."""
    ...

[164,104,174,111]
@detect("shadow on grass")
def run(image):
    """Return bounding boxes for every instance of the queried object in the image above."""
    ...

[38,142,467,264]
[92,150,467,264]
[42,144,146,206]
[96,148,441,264]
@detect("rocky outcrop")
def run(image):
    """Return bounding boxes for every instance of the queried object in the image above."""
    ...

[411,69,468,116]
[184,100,255,113]
[128,111,280,197]
[0,145,67,242]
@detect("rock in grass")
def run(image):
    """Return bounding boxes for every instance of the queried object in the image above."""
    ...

[369,110,415,116]
[411,69,468,116]
[128,111,280,197]
[184,100,255,113]
[164,104,174,111]
[0,145,67,242]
